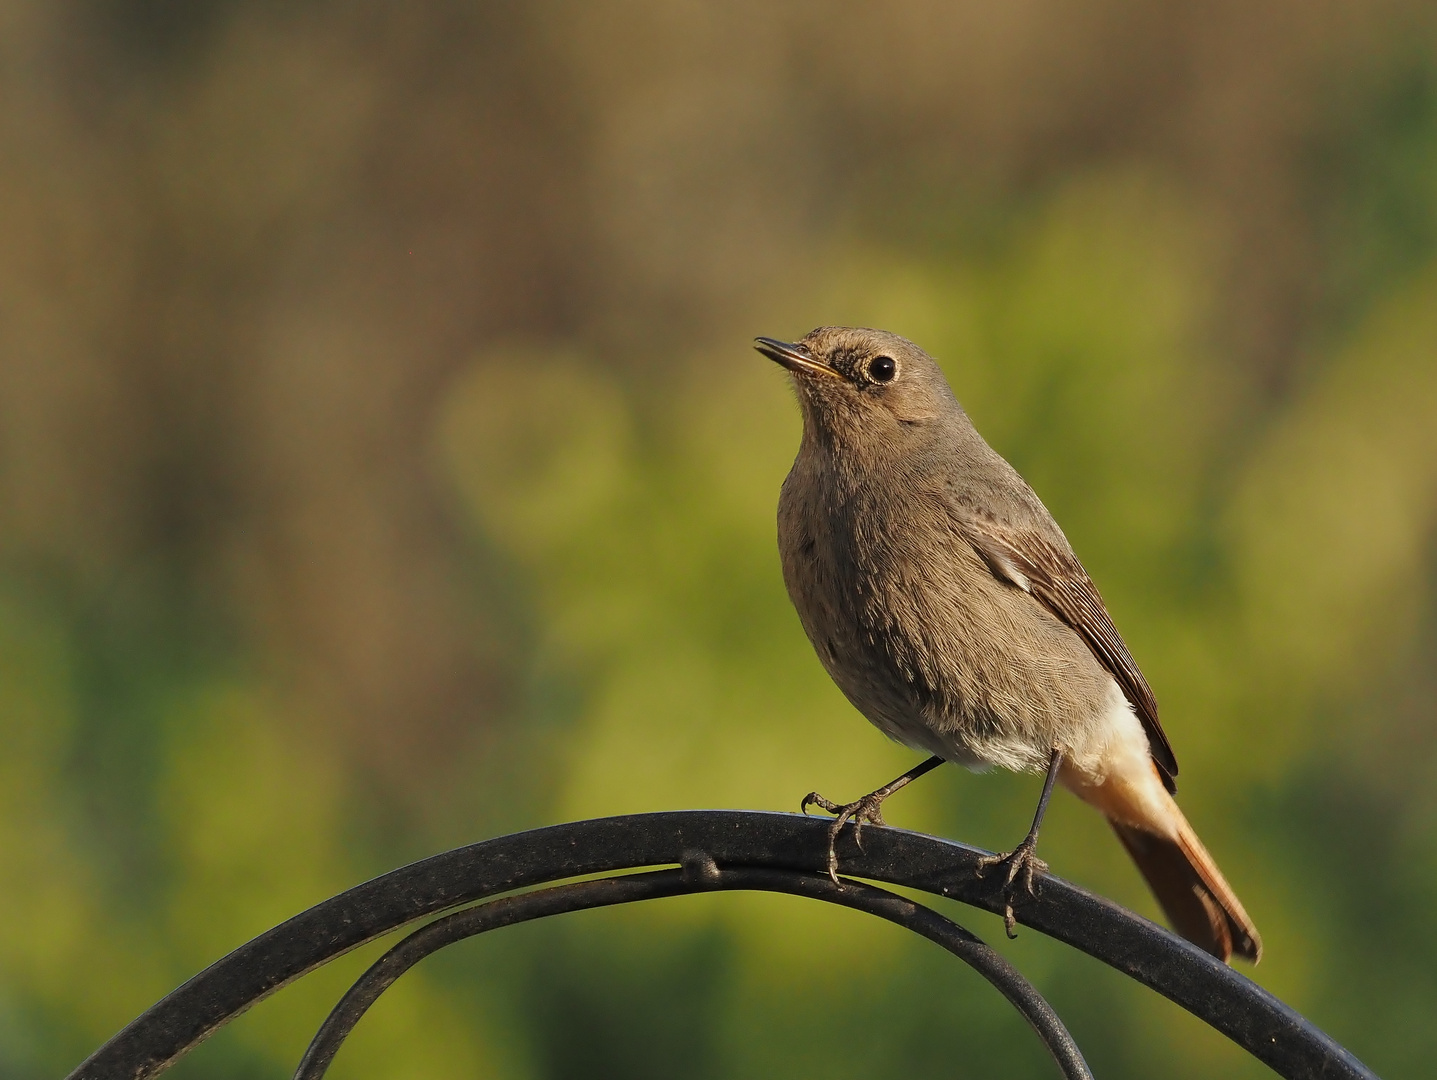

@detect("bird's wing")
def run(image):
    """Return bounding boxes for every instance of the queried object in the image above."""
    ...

[958,515,1179,791]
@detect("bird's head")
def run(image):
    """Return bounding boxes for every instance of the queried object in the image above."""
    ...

[754,326,962,451]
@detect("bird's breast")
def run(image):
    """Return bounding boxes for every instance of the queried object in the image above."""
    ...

[779,464,973,700]
[778,456,1116,768]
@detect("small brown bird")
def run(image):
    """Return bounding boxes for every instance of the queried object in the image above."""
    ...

[757,326,1260,963]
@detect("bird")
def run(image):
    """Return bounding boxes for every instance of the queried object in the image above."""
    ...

[755,326,1261,963]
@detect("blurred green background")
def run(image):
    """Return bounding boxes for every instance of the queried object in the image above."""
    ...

[3,2,1437,1077]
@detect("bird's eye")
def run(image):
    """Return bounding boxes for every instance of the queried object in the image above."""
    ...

[867,355,897,383]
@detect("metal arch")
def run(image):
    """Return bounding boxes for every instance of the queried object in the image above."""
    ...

[65,810,1378,1080]
[292,864,1091,1080]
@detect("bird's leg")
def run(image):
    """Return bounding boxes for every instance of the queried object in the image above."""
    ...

[801,755,945,884]
[977,747,1064,938]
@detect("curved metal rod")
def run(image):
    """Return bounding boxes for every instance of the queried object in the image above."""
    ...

[67,810,1376,1080]
[293,864,1091,1080]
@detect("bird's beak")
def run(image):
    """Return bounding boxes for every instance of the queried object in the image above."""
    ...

[754,337,842,380]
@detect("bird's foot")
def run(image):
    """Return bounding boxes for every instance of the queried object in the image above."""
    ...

[975,833,1048,939]
[800,789,890,885]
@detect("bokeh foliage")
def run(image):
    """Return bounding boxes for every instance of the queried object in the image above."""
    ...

[3,2,1437,1077]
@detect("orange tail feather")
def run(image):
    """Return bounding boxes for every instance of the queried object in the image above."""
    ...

[1063,760,1262,964]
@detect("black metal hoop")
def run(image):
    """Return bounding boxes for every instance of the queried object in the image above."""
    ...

[294,863,1091,1080]
[66,810,1376,1080]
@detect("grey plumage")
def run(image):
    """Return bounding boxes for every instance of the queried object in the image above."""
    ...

[776,327,1157,781]
[761,325,1260,963]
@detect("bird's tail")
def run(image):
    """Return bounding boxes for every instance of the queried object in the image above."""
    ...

[1062,760,1262,964]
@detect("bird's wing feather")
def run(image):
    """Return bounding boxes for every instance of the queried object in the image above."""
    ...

[959,516,1179,790]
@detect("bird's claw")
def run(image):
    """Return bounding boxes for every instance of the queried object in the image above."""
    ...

[801,790,889,885]
[976,835,1047,938]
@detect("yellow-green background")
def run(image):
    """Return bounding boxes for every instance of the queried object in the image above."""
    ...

[3,3,1437,1077]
